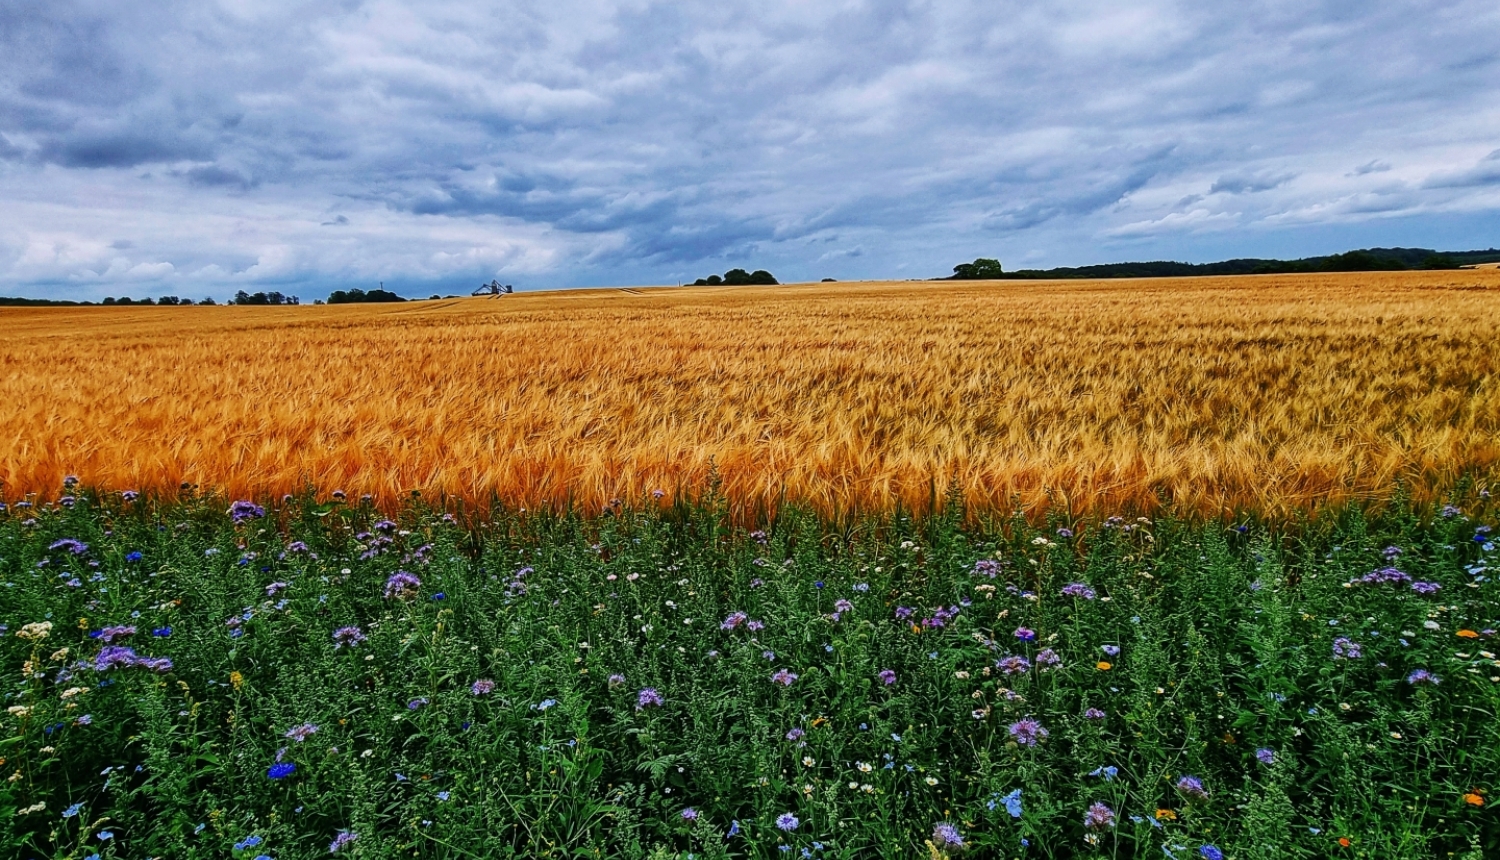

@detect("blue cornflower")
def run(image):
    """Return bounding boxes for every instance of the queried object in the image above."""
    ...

[125,551,143,562]
[267,762,296,779]
[63,803,84,818]
[152,627,172,637]
[436,791,450,801]
[1200,846,1224,860]
[776,812,799,831]
[431,592,446,601]
[1002,788,1023,818]
[235,835,265,850]
[726,820,741,838]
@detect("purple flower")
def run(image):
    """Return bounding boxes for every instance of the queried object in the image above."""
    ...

[93,625,136,644]
[229,500,266,524]
[1383,545,1403,559]
[1060,582,1096,600]
[877,669,897,686]
[1351,567,1411,586]
[1035,648,1061,667]
[332,626,367,649]
[1057,527,1074,538]
[771,669,798,687]
[1100,644,1120,657]
[329,830,358,853]
[607,673,626,688]
[637,688,664,709]
[1176,775,1209,799]
[265,581,290,597]
[895,606,914,620]
[1008,718,1048,747]
[1255,748,1275,765]
[1084,802,1115,831]
[1013,627,1036,642]
[1406,669,1440,685]
[681,807,698,821]
[997,655,1030,676]
[973,559,1000,578]
[931,822,964,847]
[384,570,421,600]
[267,762,296,779]
[1411,581,1441,595]
[407,698,429,710]
[1200,846,1224,860]
[785,727,805,741]
[49,538,89,555]
[1332,637,1362,660]
[471,679,496,695]
[94,646,141,671]
[122,490,139,501]
[285,723,319,742]
[1084,708,1106,721]
[833,598,854,614]
[720,612,748,631]
[746,619,765,632]
[775,812,799,832]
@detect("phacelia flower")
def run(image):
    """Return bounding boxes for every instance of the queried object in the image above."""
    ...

[285,723,319,742]
[877,669,897,686]
[607,673,626,688]
[329,830,358,853]
[997,655,1030,676]
[1332,637,1362,660]
[637,688,664,709]
[1084,708,1106,721]
[383,570,421,600]
[332,626,367,649]
[833,599,854,614]
[1176,775,1209,799]
[1256,748,1275,765]
[1061,582,1096,600]
[1035,648,1061,667]
[721,612,748,630]
[1008,718,1048,747]
[93,625,136,644]
[1411,581,1441,595]
[786,727,805,741]
[1100,644,1120,657]
[931,822,964,847]
[471,679,496,695]
[1407,669,1440,685]
[771,669,799,686]
[406,698,429,710]
[1084,801,1116,831]
[229,500,266,524]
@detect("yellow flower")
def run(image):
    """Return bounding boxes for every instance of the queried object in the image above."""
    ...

[1096,661,1112,671]
[229,671,244,690]
[1155,808,1177,821]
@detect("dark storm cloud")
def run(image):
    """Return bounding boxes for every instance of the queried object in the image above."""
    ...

[2,0,1500,297]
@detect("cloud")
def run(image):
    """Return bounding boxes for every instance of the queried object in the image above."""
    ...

[1422,149,1500,189]
[1209,170,1296,195]
[3,0,1500,296]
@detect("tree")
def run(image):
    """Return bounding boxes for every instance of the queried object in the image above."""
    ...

[692,268,778,286]
[950,258,1004,280]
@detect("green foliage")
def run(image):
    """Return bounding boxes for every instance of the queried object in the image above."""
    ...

[326,288,406,305]
[693,269,778,286]
[950,258,1004,280]
[0,490,1496,858]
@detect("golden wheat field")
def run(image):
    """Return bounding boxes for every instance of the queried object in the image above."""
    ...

[3,270,1499,517]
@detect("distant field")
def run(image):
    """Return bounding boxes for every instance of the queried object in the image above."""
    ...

[3,270,1499,515]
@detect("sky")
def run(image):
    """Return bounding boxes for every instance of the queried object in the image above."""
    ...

[3,1,1499,300]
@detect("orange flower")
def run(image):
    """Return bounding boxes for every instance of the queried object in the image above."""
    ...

[1096,661,1112,671]
[811,716,828,728]
[1154,809,1177,821]
[1338,837,1351,848]
[1457,629,1480,639]
[1464,792,1485,807]
[1222,732,1236,744]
